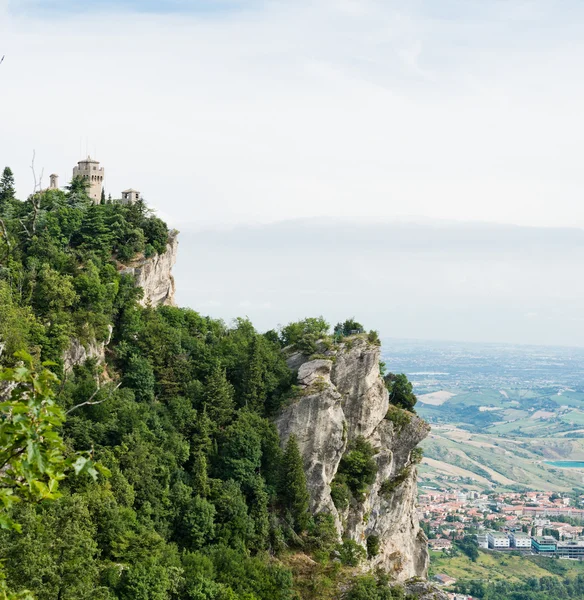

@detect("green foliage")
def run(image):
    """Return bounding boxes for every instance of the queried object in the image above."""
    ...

[335,437,378,502]
[279,435,310,532]
[280,317,329,355]
[454,535,479,562]
[410,447,423,464]
[367,330,381,346]
[330,475,350,510]
[0,352,103,531]
[333,319,364,339]
[0,188,407,599]
[384,374,417,412]
[345,574,407,600]
[366,535,380,558]
[338,539,366,566]
[379,467,411,498]
[384,405,412,432]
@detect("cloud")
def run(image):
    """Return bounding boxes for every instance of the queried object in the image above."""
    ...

[2,1,584,230]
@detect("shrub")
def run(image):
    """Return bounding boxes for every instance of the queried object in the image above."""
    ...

[384,405,411,432]
[410,447,423,464]
[366,534,380,558]
[333,319,364,339]
[367,330,381,346]
[330,475,350,510]
[379,467,411,498]
[336,437,378,502]
[338,539,366,567]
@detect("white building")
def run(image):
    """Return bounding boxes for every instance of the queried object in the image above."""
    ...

[476,534,489,549]
[509,532,531,548]
[488,532,510,549]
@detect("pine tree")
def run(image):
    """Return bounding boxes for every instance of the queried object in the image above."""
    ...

[280,435,310,532]
[242,336,266,412]
[191,450,210,498]
[0,166,15,207]
[204,363,235,429]
[100,188,106,204]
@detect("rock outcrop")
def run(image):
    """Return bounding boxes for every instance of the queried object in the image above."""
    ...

[276,337,430,581]
[120,231,178,307]
[63,233,178,372]
[63,325,113,374]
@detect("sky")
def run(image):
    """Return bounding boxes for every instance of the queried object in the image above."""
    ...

[2,0,584,345]
[2,0,584,229]
[174,219,584,347]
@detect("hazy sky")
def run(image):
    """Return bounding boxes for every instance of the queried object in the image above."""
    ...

[2,0,584,228]
[3,1,584,346]
[173,219,584,347]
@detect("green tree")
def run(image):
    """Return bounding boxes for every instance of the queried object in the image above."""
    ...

[241,336,266,411]
[384,373,417,411]
[123,355,155,402]
[0,167,15,207]
[279,435,310,532]
[336,437,377,501]
[203,364,235,430]
[0,352,102,531]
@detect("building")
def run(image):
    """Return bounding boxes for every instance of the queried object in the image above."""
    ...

[476,534,489,549]
[429,538,452,551]
[556,541,584,559]
[49,174,59,189]
[488,532,510,549]
[434,574,457,586]
[72,156,104,203]
[509,532,531,549]
[532,536,557,554]
[121,189,141,205]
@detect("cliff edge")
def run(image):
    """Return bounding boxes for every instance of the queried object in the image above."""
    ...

[120,230,178,307]
[276,336,430,581]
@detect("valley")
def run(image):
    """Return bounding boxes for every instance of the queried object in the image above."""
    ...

[382,339,584,494]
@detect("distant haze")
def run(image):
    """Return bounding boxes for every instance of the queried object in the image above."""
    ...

[174,218,584,347]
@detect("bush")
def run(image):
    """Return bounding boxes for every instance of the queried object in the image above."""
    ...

[336,437,378,502]
[410,447,423,464]
[379,467,411,498]
[333,319,364,339]
[330,475,350,510]
[384,405,411,432]
[366,534,380,558]
[338,539,366,566]
[367,330,381,346]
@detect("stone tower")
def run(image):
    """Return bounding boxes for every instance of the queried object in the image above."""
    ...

[49,174,59,189]
[121,189,141,205]
[72,156,104,203]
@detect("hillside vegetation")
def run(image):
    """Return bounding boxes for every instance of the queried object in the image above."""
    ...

[0,170,415,600]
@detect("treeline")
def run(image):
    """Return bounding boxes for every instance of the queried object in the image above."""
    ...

[0,170,419,600]
[455,573,584,599]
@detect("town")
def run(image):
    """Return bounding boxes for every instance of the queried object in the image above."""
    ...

[420,488,584,557]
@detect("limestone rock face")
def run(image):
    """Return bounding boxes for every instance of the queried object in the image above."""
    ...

[276,337,430,581]
[63,325,113,374]
[121,232,178,307]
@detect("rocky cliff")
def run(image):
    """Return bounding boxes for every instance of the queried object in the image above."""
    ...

[276,336,430,581]
[120,231,178,307]
[63,234,178,372]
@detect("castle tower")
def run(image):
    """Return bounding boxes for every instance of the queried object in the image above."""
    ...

[49,174,59,189]
[121,189,141,205]
[72,156,104,203]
